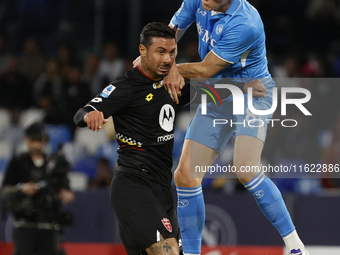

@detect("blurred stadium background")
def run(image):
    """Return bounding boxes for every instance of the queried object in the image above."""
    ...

[0,0,340,254]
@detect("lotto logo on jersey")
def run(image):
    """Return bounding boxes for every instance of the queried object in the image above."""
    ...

[145,93,153,101]
[161,218,172,233]
[100,85,116,98]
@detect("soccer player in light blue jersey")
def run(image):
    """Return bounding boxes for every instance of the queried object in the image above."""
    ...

[166,1,310,255]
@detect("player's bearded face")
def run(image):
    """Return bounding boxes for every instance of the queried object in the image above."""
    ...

[145,37,177,78]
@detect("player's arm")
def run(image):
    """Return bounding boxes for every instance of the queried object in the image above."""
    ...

[74,107,108,132]
[163,0,197,104]
[177,51,230,79]
[177,52,267,97]
[169,23,186,42]
[74,107,107,132]
[163,27,186,104]
[169,0,196,42]
[74,83,132,131]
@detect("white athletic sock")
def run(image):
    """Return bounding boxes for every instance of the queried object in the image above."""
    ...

[283,230,305,252]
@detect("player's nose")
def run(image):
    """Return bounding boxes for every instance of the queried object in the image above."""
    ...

[163,53,172,64]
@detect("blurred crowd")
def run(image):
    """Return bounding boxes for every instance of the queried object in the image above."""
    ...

[0,0,339,193]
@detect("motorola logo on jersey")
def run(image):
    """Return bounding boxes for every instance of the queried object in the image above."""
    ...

[159,104,175,132]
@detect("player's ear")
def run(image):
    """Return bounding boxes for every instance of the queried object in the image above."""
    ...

[139,44,147,58]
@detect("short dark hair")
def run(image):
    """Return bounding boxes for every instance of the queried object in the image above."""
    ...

[24,122,48,141]
[140,22,176,49]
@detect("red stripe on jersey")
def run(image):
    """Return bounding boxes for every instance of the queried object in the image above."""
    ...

[121,144,145,151]
[137,65,158,82]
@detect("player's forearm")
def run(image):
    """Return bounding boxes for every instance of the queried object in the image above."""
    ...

[177,62,212,80]
[169,23,186,42]
[74,108,91,127]
[176,29,186,42]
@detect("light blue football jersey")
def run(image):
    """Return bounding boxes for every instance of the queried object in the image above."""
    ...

[170,0,272,79]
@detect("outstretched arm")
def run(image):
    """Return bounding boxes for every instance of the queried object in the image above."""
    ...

[177,51,231,79]
[74,108,108,132]
[177,51,267,97]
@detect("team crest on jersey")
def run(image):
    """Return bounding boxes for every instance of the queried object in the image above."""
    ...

[216,24,223,35]
[161,218,172,233]
[100,85,116,98]
[153,80,164,89]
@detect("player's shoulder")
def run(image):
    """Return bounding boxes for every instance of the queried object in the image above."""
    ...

[108,72,133,89]
[111,72,133,87]
[229,0,263,30]
[177,0,201,15]
[224,4,263,41]
[97,73,133,99]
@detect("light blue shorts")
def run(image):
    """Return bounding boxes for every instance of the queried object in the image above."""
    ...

[185,79,276,153]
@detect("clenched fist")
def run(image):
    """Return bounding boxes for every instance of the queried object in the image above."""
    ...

[84,111,108,132]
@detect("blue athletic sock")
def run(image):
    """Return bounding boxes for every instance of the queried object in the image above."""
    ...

[177,185,205,255]
[244,172,295,237]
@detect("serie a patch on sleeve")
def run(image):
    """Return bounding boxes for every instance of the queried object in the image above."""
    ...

[100,84,116,98]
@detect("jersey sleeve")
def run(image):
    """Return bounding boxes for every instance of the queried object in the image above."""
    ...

[212,24,258,64]
[170,0,198,30]
[84,83,133,119]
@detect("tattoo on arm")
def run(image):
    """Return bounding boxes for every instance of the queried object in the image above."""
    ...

[147,234,176,255]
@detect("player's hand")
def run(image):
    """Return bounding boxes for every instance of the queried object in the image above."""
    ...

[243,79,267,98]
[20,182,39,196]
[58,189,75,205]
[133,56,141,67]
[84,111,108,132]
[163,64,185,104]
